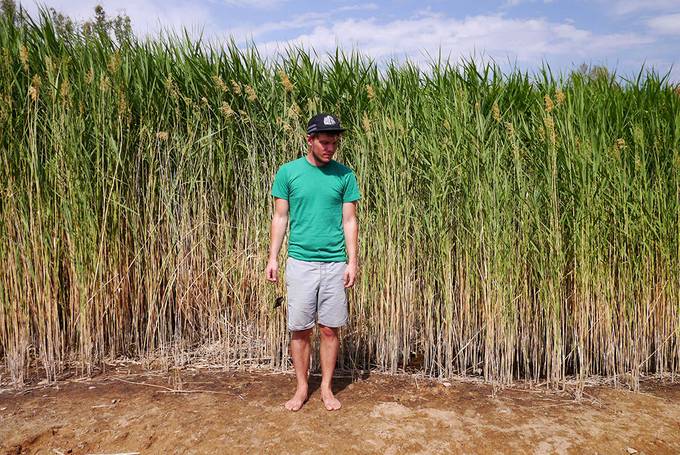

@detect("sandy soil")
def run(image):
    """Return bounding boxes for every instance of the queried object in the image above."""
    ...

[1,365,679,455]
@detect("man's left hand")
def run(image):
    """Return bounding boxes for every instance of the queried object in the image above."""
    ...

[344,262,358,288]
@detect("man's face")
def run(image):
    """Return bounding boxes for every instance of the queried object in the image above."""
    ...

[307,133,341,165]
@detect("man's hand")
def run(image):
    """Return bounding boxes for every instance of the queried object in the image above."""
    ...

[265,259,278,282]
[342,201,358,288]
[344,262,358,288]
[266,198,288,283]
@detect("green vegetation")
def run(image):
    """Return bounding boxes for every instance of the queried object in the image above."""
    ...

[1,5,678,390]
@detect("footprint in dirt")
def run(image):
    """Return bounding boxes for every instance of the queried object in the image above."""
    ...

[370,402,414,418]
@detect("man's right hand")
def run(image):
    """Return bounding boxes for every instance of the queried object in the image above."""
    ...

[265,259,278,282]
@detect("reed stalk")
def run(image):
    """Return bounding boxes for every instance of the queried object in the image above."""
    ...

[1,8,678,389]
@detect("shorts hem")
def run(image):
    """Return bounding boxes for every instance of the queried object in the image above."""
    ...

[287,321,316,332]
[317,318,348,329]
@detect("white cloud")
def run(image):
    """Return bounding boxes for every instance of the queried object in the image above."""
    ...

[19,0,214,37]
[16,0,669,78]
[255,14,652,66]
[503,0,553,6]
[336,3,379,12]
[226,12,326,41]
[222,4,380,42]
[221,0,288,8]
[608,0,680,15]
[647,13,680,34]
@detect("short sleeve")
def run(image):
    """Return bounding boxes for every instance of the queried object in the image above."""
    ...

[272,166,289,200]
[343,171,361,203]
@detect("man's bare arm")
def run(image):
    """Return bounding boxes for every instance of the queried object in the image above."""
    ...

[342,201,359,288]
[266,198,289,282]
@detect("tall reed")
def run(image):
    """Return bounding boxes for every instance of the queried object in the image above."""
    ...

[1,8,678,389]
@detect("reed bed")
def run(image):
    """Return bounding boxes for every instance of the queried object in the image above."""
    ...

[1,7,678,390]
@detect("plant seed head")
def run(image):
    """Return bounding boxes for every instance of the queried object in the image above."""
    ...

[231,80,241,95]
[19,45,29,71]
[362,111,371,132]
[277,69,294,93]
[212,74,228,93]
[29,74,41,100]
[118,93,128,115]
[60,78,71,104]
[220,102,234,118]
[245,84,257,102]
[164,75,178,98]
[632,125,644,146]
[492,101,501,123]
[289,103,300,119]
[107,52,121,73]
[544,114,556,145]
[544,94,554,113]
[100,74,110,92]
[366,84,375,101]
[504,121,515,138]
[612,138,625,160]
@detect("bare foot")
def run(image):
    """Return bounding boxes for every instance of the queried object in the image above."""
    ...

[321,389,341,411]
[284,388,308,412]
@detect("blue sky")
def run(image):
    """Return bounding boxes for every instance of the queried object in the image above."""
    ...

[20,0,680,80]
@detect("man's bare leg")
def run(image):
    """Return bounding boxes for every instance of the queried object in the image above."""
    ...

[285,328,312,411]
[319,325,341,411]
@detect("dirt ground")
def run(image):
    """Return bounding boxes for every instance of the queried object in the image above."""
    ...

[2,364,680,455]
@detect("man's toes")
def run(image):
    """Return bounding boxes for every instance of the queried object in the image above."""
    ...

[285,399,301,411]
[322,396,341,411]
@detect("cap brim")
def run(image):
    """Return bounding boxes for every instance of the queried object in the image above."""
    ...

[312,127,346,133]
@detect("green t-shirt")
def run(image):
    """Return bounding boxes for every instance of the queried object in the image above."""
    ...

[272,157,361,262]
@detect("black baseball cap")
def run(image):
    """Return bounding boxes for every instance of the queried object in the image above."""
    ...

[306,113,346,135]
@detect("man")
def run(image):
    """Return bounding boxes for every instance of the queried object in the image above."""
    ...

[265,113,360,412]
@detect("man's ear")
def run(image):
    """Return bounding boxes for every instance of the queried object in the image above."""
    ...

[306,134,315,146]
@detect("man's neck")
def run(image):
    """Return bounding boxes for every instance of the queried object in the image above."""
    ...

[305,152,329,167]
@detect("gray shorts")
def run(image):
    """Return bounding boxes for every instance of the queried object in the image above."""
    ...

[285,257,348,332]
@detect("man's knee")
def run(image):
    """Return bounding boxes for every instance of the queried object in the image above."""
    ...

[318,325,338,338]
[291,328,313,340]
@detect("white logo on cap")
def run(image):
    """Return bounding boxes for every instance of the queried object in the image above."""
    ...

[323,115,336,125]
